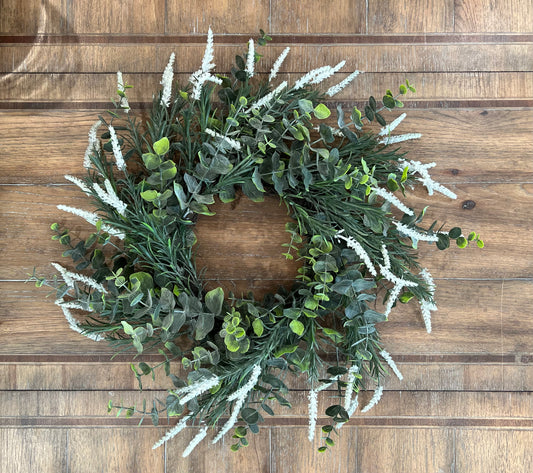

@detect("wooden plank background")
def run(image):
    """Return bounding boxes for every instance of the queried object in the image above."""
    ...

[1,0,532,472]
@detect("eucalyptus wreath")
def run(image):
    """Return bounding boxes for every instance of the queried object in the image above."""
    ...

[31,29,483,455]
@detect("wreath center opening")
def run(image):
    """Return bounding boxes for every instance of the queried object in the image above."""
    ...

[193,192,302,300]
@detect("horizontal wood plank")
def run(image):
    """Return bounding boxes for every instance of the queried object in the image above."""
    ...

[2,72,531,105]
[2,43,532,74]
[0,183,530,279]
[1,279,531,356]
[368,0,454,33]
[455,429,533,473]
[1,109,531,184]
[454,0,533,33]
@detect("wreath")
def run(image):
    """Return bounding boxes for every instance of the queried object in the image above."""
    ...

[32,29,483,455]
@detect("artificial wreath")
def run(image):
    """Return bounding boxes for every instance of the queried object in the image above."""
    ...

[32,29,483,455]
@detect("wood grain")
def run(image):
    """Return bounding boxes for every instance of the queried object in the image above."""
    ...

[166,0,270,34]
[1,183,530,280]
[356,427,454,473]
[455,429,533,473]
[2,43,531,75]
[0,428,68,473]
[455,0,533,33]
[368,0,454,33]
[1,109,531,184]
[270,0,366,33]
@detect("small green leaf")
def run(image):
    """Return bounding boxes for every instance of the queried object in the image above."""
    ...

[383,95,396,109]
[153,137,170,156]
[477,239,485,248]
[399,84,407,94]
[142,153,162,170]
[456,236,468,248]
[289,319,305,336]
[449,227,462,239]
[314,103,331,119]
[205,287,224,315]
[252,318,264,337]
[252,167,265,192]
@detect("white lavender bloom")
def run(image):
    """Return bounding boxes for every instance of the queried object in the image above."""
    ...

[226,364,262,402]
[248,81,288,111]
[64,175,91,195]
[57,205,125,240]
[307,389,318,441]
[108,125,126,171]
[204,128,241,151]
[152,415,191,449]
[419,268,437,333]
[380,133,422,145]
[379,350,403,381]
[383,281,403,317]
[182,426,208,458]
[381,245,391,270]
[371,186,414,216]
[178,375,220,405]
[83,120,102,169]
[57,300,93,312]
[246,39,255,78]
[343,365,359,410]
[190,27,223,100]
[379,264,418,288]
[418,175,457,199]
[201,27,215,73]
[117,71,130,113]
[160,53,175,108]
[400,159,456,199]
[51,262,74,287]
[55,301,104,342]
[336,394,359,431]
[213,364,262,444]
[361,385,383,413]
[51,262,108,294]
[378,113,407,136]
[335,231,377,277]
[325,70,361,97]
[93,179,127,216]
[293,62,344,90]
[269,47,290,82]
[393,221,439,243]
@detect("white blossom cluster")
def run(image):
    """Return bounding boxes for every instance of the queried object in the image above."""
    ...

[93,179,128,216]
[307,374,340,441]
[247,81,288,112]
[399,158,457,199]
[182,426,208,458]
[380,133,422,145]
[371,186,414,216]
[379,350,403,381]
[51,262,108,294]
[117,71,130,113]
[152,415,192,450]
[293,61,345,90]
[174,374,220,405]
[205,128,242,151]
[57,205,125,239]
[190,27,223,100]
[325,70,361,97]
[393,221,439,245]
[212,364,262,444]
[419,268,437,333]
[160,53,175,108]
[361,385,383,413]
[246,39,255,78]
[268,47,290,82]
[54,300,104,341]
[83,120,102,169]
[335,231,377,277]
[108,125,126,171]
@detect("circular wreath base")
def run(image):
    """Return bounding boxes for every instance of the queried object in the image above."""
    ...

[193,193,302,299]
